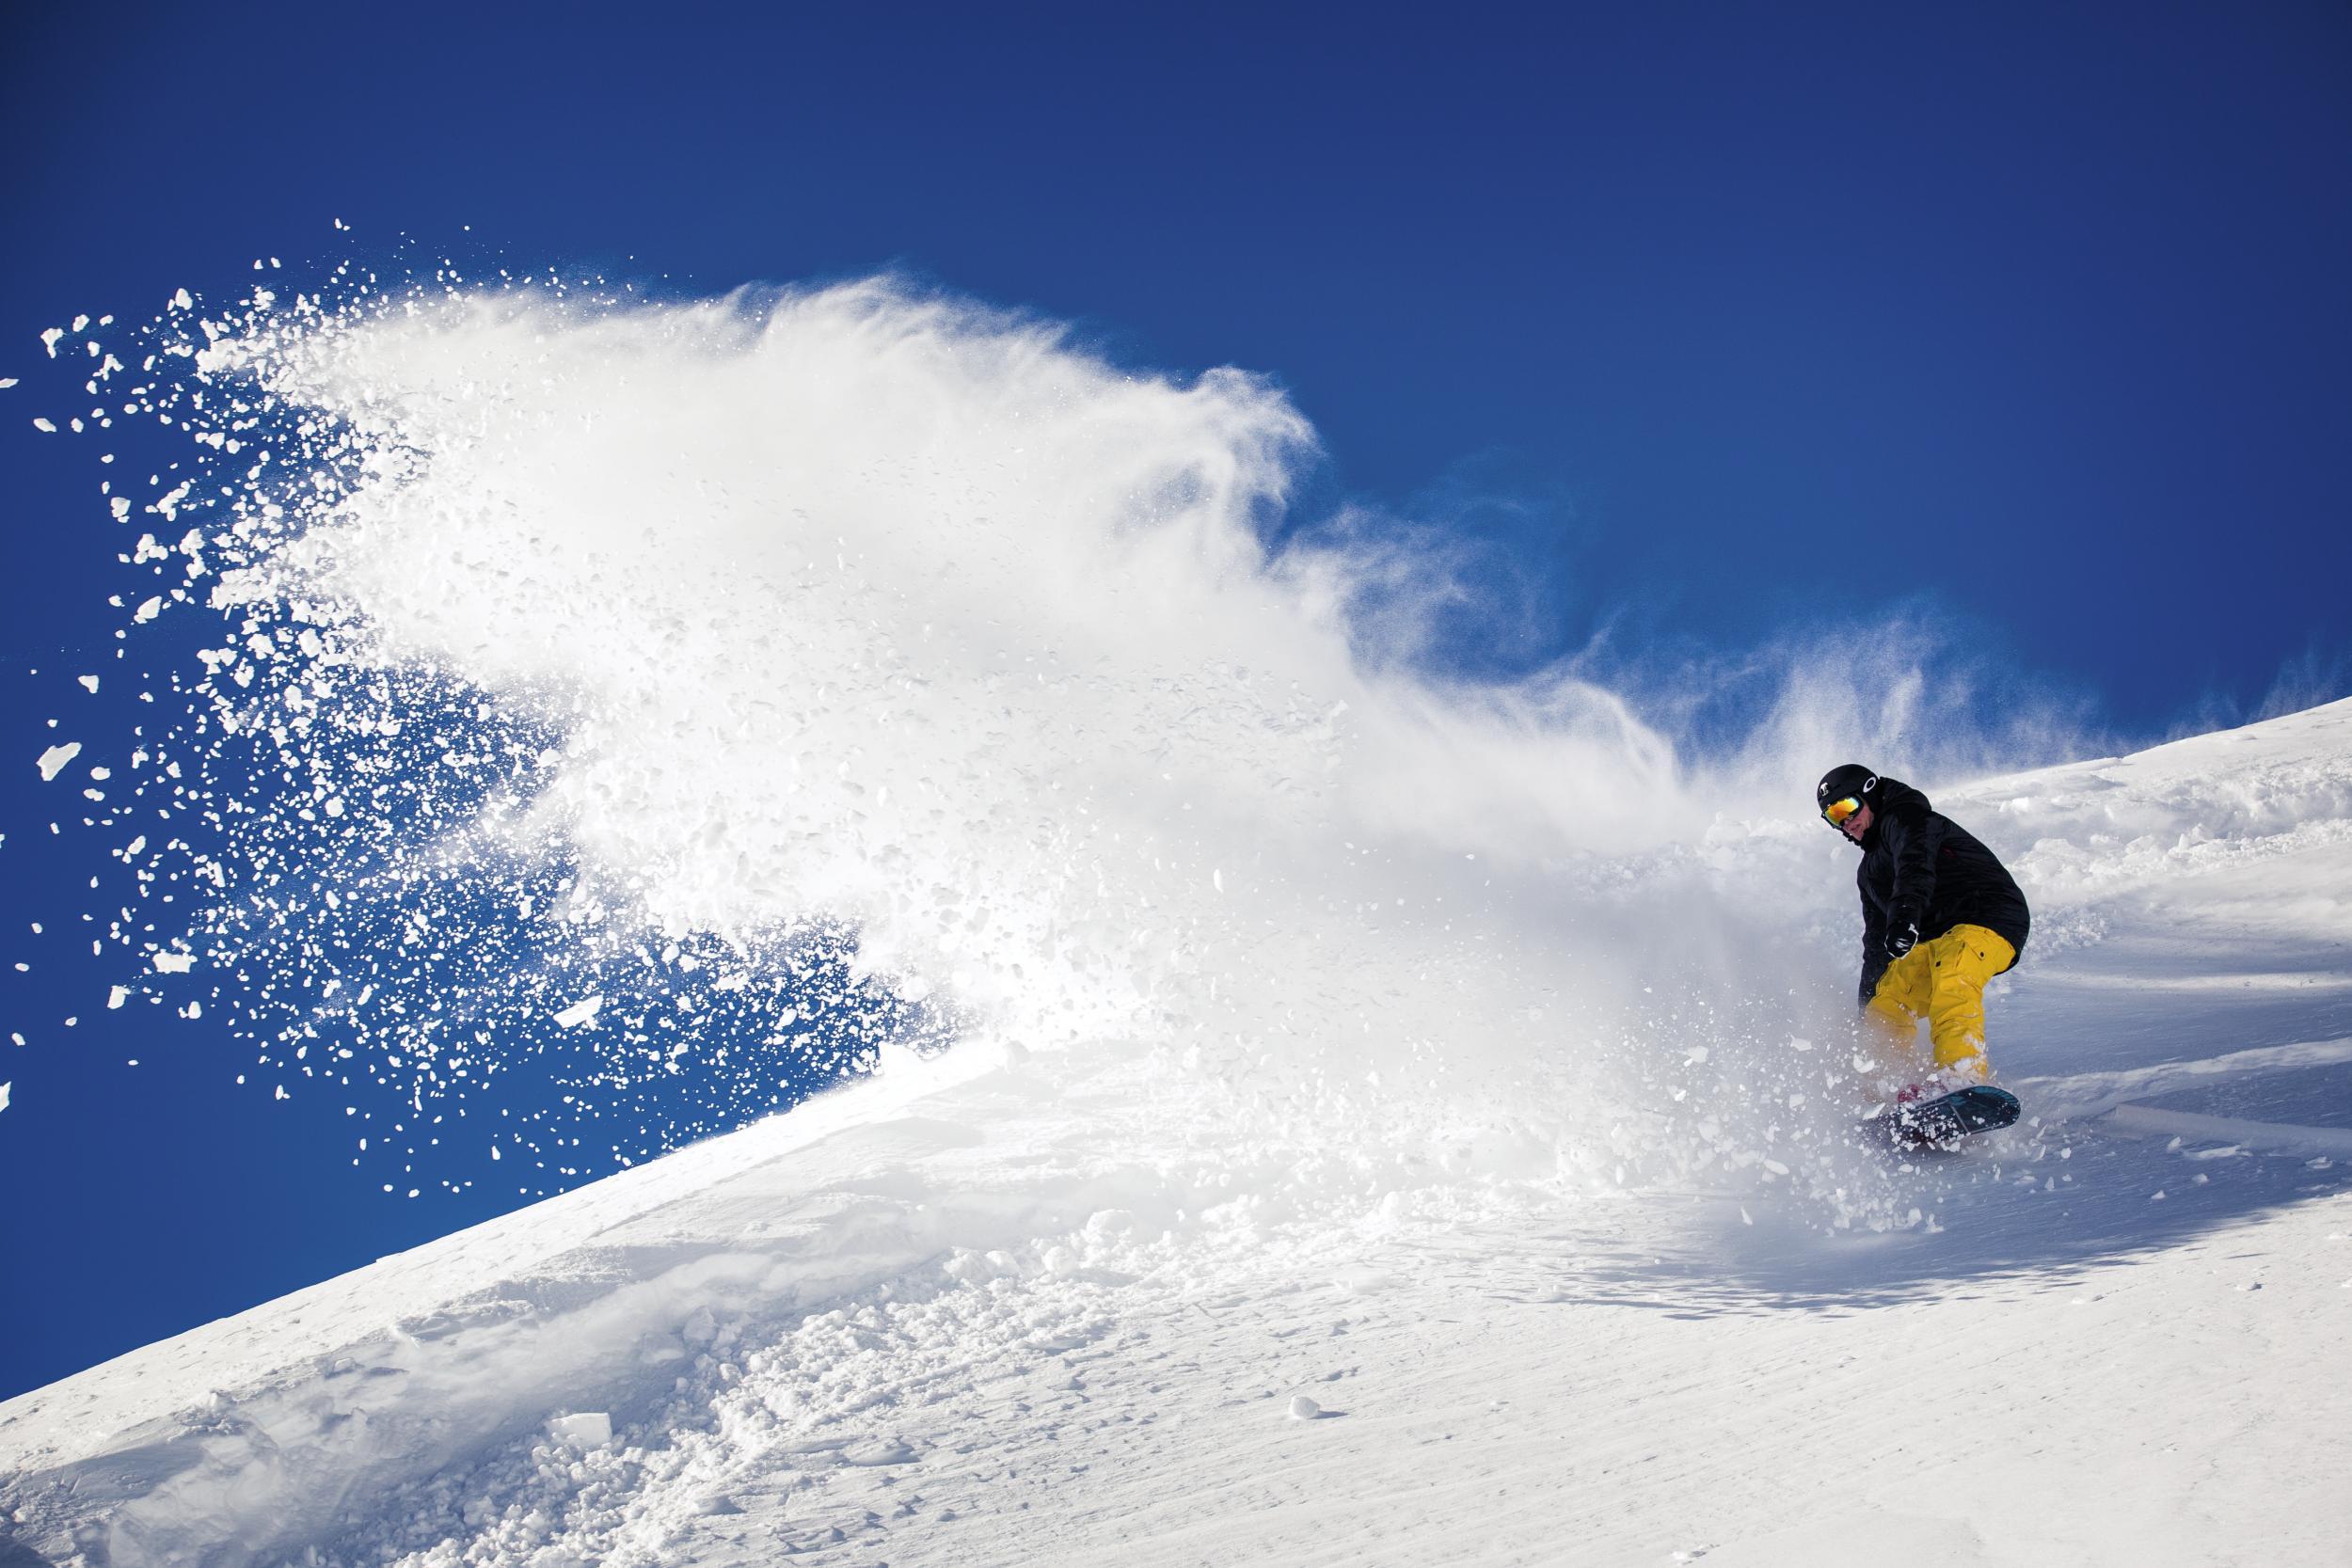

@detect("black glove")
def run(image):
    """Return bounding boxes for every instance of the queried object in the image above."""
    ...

[1884,920,1920,959]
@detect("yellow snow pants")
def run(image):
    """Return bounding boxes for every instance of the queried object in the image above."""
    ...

[1866,923,2016,1084]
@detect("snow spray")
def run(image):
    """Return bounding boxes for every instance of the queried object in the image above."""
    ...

[21,268,1999,1225]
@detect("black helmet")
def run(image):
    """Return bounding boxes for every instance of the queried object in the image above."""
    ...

[1816,763,1879,828]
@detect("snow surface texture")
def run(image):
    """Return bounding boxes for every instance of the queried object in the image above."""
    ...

[6,283,2351,1565]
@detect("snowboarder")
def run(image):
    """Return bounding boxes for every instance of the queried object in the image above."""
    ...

[1817,764,2030,1107]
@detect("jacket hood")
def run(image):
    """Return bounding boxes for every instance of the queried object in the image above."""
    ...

[1860,775,1931,848]
[1874,776,1931,815]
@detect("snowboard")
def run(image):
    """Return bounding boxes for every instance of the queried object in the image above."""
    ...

[1862,1084,2021,1154]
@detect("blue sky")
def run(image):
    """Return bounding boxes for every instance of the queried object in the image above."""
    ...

[3,2,2347,1397]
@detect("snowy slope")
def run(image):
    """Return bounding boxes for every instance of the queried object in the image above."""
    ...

[7,698,2351,1568]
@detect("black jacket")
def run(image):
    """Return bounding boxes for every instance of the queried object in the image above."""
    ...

[1854,777,2030,1006]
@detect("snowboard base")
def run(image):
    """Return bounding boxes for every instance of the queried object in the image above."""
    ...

[1862,1085,2021,1153]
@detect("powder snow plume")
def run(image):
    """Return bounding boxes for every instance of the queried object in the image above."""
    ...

[30,268,1976,1224]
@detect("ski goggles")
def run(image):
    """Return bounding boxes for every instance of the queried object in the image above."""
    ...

[1821,795,1864,829]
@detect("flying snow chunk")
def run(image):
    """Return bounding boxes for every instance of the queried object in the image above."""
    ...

[37,741,83,781]
[554,994,605,1029]
[107,986,128,1010]
[0,1083,10,1115]
[546,1411,612,1448]
[151,951,196,974]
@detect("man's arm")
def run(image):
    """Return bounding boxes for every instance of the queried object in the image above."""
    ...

[1883,806,1946,933]
[1857,868,1888,1006]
